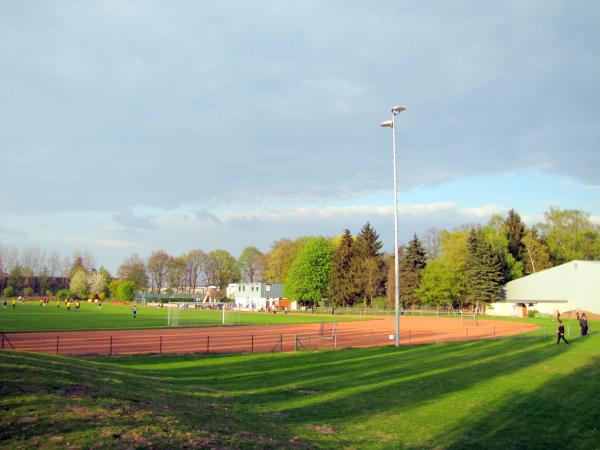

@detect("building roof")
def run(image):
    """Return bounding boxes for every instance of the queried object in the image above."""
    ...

[504,260,600,313]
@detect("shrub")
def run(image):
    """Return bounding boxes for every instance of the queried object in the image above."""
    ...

[117,281,136,302]
[108,280,120,299]
[23,287,34,297]
[527,309,539,318]
[56,289,71,301]
[98,292,106,301]
[3,286,15,298]
[45,290,53,297]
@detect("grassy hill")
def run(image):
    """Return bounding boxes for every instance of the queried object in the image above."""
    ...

[1,326,599,449]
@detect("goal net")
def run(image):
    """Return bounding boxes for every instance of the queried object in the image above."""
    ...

[167,302,241,327]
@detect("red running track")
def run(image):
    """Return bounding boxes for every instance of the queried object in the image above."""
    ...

[0,316,538,356]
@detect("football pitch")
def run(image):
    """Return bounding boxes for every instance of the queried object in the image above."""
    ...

[0,328,598,449]
[0,301,359,333]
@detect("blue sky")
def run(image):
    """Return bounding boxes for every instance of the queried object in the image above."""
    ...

[1,1,599,272]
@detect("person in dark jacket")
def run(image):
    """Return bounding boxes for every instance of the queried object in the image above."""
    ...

[557,321,569,345]
[580,313,589,336]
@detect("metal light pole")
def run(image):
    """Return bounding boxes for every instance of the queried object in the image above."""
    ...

[381,105,405,347]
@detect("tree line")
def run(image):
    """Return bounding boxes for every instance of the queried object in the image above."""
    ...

[2,207,598,306]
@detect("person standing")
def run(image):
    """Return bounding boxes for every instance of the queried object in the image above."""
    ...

[580,313,589,337]
[3,298,7,309]
[133,304,137,319]
[11,298,16,309]
[557,321,569,345]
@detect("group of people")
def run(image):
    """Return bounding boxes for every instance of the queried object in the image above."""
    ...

[556,311,590,345]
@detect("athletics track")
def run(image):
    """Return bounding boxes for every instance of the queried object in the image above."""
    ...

[1,315,538,356]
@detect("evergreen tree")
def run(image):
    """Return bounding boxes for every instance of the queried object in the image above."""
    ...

[505,209,526,262]
[464,228,504,307]
[354,223,386,306]
[328,230,358,306]
[356,222,383,257]
[399,234,428,307]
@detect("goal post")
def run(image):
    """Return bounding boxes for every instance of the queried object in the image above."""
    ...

[167,302,239,327]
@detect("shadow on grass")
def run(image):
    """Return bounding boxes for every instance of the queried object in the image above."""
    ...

[435,354,600,450]
[98,337,589,445]
[0,351,313,448]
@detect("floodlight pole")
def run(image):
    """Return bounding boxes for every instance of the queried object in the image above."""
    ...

[381,106,405,348]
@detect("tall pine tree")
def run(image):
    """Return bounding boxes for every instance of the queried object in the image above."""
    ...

[399,234,428,308]
[464,228,504,308]
[328,230,359,306]
[353,223,386,307]
[505,209,526,262]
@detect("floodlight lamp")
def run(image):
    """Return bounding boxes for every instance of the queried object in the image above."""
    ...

[380,120,393,128]
[391,105,406,114]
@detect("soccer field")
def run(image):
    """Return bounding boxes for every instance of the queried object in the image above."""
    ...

[0,328,598,449]
[0,301,360,333]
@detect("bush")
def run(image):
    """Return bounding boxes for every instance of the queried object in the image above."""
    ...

[3,286,15,298]
[45,289,53,297]
[98,292,106,301]
[23,287,34,297]
[372,296,388,309]
[527,310,539,318]
[117,281,136,302]
[56,289,71,301]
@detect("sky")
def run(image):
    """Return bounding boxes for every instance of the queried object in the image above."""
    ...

[1,1,599,273]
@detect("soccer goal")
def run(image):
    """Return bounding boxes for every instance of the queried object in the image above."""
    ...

[167,302,240,327]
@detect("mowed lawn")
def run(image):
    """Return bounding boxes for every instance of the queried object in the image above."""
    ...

[0,301,360,333]
[0,324,598,449]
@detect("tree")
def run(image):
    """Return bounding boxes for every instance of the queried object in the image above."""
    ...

[238,247,264,282]
[3,286,15,298]
[399,234,428,308]
[70,268,89,299]
[166,255,188,292]
[482,215,523,282]
[88,270,109,297]
[207,250,240,290]
[353,223,386,306]
[8,265,24,294]
[522,227,553,274]
[539,207,600,264]
[415,259,461,306]
[117,281,136,302]
[47,251,62,277]
[186,249,208,293]
[117,254,148,290]
[505,209,526,262]
[464,228,504,307]
[328,229,359,306]
[422,228,442,260]
[262,237,310,282]
[147,250,170,293]
[284,237,335,304]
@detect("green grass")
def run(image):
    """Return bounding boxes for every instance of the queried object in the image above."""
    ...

[1,325,598,449]
[0,301,363,333]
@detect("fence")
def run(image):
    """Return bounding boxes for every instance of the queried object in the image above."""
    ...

[1,322,582,357]
[308,307,460,317]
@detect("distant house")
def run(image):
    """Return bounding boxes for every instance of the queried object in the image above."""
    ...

[489,260,600,317]
[228,282,291,310]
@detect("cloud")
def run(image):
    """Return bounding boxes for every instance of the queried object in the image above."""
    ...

[0,1,598,215]
[112,209,156,230]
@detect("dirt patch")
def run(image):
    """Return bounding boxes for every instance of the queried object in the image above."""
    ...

[61,385,93,399]
[306,424,336,435]
[64,406,94,417]
[16,416,38,424]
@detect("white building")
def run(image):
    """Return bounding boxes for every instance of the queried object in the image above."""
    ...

[489,260,600,317]
[228,282,292,310]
